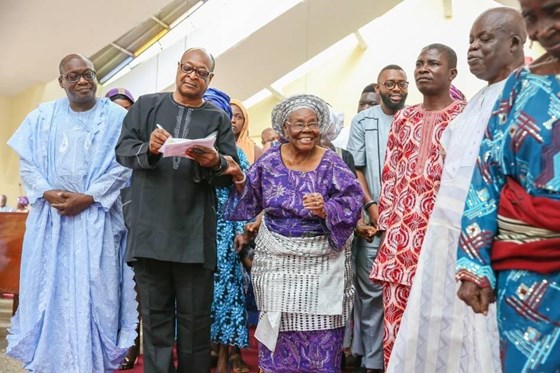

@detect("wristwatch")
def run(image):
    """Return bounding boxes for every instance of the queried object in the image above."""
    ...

[212,155,226,174]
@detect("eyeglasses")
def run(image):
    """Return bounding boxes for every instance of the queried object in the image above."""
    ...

[286,121,320,131]
[179,63,212,79]
[60,70,96,83]
[381,80,409,89]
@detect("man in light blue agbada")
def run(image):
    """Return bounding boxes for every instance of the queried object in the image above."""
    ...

[6,53,137,372]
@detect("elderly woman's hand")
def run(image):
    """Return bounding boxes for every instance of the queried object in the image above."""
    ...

[303,192,326,218]
[219,155,247,191]
[185,145,221,168]
[244,221,260,240]
[233,233,249,253]
[243,213,263,240]
[221,155,246,180]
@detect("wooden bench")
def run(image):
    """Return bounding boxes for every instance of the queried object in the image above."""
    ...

[0,212,27,315]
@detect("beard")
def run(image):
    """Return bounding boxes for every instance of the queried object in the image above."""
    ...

[380,92,407,111]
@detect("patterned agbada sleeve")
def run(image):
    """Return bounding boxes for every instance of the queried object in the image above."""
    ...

[225,153,265,222]
[9,109,54,204]
[323,155,363,250]
[456,72,520,289]
[376,113,401,231]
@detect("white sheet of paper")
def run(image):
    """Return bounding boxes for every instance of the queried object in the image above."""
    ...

[159,131,217,158]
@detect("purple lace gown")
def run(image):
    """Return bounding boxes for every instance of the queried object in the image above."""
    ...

[227,146,362,372]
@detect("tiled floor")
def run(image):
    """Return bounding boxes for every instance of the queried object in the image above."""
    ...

[0,298,362,372]
[0,298,25,373]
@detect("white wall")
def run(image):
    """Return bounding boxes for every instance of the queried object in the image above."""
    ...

[248,0,541,141]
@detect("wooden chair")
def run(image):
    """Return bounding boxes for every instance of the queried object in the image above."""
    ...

[0,212,27,315]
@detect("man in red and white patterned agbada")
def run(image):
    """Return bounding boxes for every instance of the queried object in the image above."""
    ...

[370,43,467,367]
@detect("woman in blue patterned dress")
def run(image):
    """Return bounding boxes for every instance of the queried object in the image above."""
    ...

[204,88,250,373]
[456,1,560,371]
[213,149,250,373]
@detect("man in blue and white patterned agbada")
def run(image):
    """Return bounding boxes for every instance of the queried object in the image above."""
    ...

[6,53,137,372]
[455,1,560,371]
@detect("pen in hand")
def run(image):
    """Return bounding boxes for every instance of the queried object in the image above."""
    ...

[155,124,171,138]
[156,124,171,136]
[150,124,171,155]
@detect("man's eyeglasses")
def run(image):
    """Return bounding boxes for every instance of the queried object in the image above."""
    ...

[60,71,97,83]
[381,80,409,89]
[179,63,212,79]
[286,121,320,131]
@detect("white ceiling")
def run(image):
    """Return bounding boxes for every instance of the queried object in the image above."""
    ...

[0,0,520,97]
[189,0,402,100]
[0,0,172,96]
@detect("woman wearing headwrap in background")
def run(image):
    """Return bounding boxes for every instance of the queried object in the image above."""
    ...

[15,196,29,213]
[106,87,135,111]
[203,88,250,373]
[223,94,363,372]
[106,87,140,370]
[230,99,263,164]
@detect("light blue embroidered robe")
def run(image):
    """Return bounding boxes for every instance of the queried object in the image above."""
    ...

[6,97,137,372]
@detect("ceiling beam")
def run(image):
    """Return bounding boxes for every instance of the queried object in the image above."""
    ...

[354,31,368,50]
[268,86,285,101]
[110,42,134,57]
[151,15,170,30]
[443,0,452,18]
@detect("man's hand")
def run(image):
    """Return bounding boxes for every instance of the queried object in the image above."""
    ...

[43,190,67,205]
[51,191,94,216]
[149,127,171,155]
[185,145,221,169]
[355,224,377,242]
[457,280,495,315]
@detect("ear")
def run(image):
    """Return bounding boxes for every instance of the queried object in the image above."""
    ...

[510,35,522,53]
[449,68,458,81]
[208,72,214,84]
[282,123,289,139]
[58,76,63,88]
[374,83,381,94]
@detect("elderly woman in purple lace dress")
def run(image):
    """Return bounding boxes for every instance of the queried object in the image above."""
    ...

[223,94,363,372]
